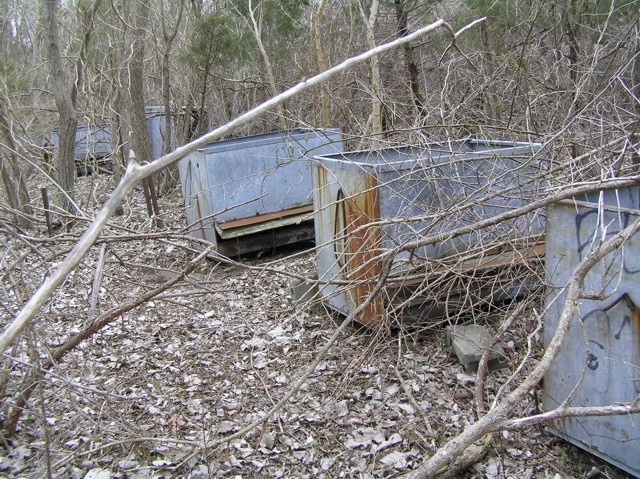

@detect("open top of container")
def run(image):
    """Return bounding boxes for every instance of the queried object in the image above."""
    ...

[314,139,543,171]
[199,128,342,156]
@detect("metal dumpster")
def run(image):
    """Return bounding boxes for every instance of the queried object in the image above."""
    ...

[47,106,178,173]
[179,128,344,257]
[145,105,174,161]
[543,187,640,477]
[312,139,545,327]
[49,123,111,160]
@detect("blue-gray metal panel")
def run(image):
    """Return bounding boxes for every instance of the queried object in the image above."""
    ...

[543,188,640,477]
[313,139,545,320]
[50,124,112,160]
[313,140,541,171]
[178,150,217,247]
[315,139,544,272]
[49,106,174,162]
[145,106,174,161]
[198,129,343,223]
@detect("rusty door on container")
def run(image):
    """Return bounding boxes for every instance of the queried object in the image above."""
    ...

[314,163,383,327]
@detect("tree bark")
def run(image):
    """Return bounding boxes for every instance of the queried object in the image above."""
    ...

[0,94,32,228]
[313,0,330,128]
[394,0,425,118]
[159,0,185,193]
[41,0,77,218]
[248,0,287,131]
[478,0,499,122]
[127,0,153,167]
[359,0,382,144]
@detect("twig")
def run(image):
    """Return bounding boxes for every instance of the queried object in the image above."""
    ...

[0,16,457,355]
[3,246,214,435]
[88,244,108,323]
[41,188,53,236]
[2,353,147,400]
[394,365,434,438]
[403,216,640,479]
[494,401,640,430]
[52,436,199,470]
[175,251,396,469]
[474,301,527,417]
[439,17,486,70]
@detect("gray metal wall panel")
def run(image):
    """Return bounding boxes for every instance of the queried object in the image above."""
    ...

[178,128,344,255]
[544,188,640,477]
[313,139,544,323]
[200,129,343,223]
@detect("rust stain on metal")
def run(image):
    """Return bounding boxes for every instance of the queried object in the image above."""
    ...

[342,174,383,327]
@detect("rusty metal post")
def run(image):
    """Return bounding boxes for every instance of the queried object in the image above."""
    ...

[40,188,53,236]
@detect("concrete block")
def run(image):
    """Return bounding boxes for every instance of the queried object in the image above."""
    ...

[447,324,508,374]
[289,272,320,311]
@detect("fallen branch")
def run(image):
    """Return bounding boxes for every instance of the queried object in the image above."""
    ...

[401,215,640,479]
[0,16,461,355]
[3,245,214,435]
[494,401,640,430]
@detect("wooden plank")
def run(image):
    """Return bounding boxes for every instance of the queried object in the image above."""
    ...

[216,204,314,230]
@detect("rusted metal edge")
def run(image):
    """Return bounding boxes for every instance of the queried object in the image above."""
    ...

[216,204,314,231]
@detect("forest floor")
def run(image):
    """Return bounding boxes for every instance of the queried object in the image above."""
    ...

[0,172,635,479]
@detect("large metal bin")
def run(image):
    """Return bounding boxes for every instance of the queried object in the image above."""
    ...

[178,128,344,257]
[47,106,176,169]
[144,106,174,161]
[49,123,111,160]
[543,187,640,477]
[312,139,545,327]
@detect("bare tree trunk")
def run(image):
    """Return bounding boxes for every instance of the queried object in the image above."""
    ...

[313,0,330,128]
[41,0,77,218]
[562,0,581,159]
[41,0,101,220]
[478,0,499,122]
[359,0,382,144]
[0,95,32,228]
[394,0,425,119]
[248,0,287,131]
[159,0,185,194]
[0,156,25,226]
[127,1,153,167]
[108,0,129,185]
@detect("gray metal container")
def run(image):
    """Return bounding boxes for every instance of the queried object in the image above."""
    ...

[543,187,640,477]
[49,123,111,160]
[312,139,545,327]
[144,105,174,160]
[178,128,344,256]
[47,106,176,167]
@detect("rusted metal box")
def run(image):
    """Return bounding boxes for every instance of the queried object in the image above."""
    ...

[543,188,640,477]
[179,128,343,257]
[312,140,545,327]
